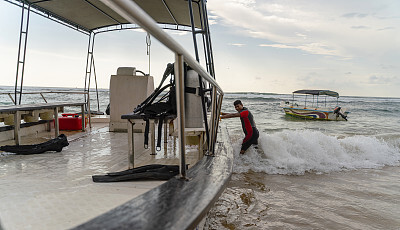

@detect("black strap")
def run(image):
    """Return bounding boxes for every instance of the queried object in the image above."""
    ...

[156,116,164,151]
[185,86,198,95]
[144,119,149,149]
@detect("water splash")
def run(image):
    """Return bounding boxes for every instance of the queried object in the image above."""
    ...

[234,130,400,175]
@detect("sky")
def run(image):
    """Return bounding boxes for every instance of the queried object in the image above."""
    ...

[0,0,399,97]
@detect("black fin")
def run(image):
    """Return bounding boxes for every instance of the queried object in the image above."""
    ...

[0,134,69,155]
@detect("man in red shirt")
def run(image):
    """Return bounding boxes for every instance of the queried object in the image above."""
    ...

[221,100,259,154]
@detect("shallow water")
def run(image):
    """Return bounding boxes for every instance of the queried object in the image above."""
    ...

[204,92,400,229]
[205,167,400,229]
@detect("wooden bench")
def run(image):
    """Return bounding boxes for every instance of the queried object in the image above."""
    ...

[0,102,86,145]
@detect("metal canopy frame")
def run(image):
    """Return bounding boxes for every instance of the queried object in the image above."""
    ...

[291,92,339,108]
[5,0,219,162]
[8,0,205,32]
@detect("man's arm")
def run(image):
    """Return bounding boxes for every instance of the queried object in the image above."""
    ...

[220,112,240,119]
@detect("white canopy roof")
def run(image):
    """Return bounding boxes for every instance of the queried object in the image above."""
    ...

[20,0,204,32]
[293,90,339,98]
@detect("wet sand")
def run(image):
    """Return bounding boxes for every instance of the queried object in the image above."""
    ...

[205,166,400,229]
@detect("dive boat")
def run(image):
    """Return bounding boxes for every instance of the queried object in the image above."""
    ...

[0,0,232,229]
[280,89,349,121]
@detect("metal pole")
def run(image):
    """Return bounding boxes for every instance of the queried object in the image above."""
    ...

[204,2,216,78]
[211,93,223,153]
[312,95,314,108]
[208,87,217,154]
[84,32,95,111]
[305,95,307,108]
[14,111,21,145]
[128,120,135,169]
[54,107,59,137]
[18,3,30,105]
[7,93,16,105]
[189,0,210,151]
[151,121,156,155]
[164,118,168,154]
[91,56,100,112]
[81,104,86,131]
[292,93,294,106]
[188,0,200,62]
[196,1,209,73]
[14,2,31,105]
[200,0,215,78]
[175,54,187,179]
[14,3,24,105]
[40,93,47,103]
[87,33,96,106]
[87,91,92,129]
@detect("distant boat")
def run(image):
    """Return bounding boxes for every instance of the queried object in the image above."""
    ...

[280,90,349,121]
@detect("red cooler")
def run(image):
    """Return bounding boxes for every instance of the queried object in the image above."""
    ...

[58,113,87,130]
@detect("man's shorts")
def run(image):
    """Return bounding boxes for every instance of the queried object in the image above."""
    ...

[241,127,259,151]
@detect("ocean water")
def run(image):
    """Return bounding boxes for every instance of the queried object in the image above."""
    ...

[1,87,399,229]
[0,86,109,114]
[205,93,400,230]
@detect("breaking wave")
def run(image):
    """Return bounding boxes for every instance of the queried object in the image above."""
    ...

[233,130,400,175]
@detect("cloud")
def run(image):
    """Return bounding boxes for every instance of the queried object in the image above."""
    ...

[380,64,395,69]
[351,26,370,29]
[209,0,352,57]
[229,43,246,47]
[207,15,219,25]
[259,43,345,57]
[209,0,307,44]
[342,13,369,18]
[294,71,360,93]
[367,75,400,85]
[378,26,395,31]
[208,0,400,59]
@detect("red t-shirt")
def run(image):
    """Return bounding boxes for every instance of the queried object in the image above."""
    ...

[239,108,256,143]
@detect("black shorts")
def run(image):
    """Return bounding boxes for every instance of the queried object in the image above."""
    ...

[241,127,259,151]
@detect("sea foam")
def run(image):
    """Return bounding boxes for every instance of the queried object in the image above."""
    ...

[233,130,400,175]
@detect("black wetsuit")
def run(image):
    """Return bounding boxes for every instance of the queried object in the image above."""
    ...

[239,107,259,151]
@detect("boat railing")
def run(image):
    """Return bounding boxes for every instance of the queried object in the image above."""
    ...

[100,0,224,178]
[290,94,339,109]
[1,91,88,104]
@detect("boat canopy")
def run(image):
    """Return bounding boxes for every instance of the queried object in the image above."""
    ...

[14,0,204,32]
[293,90,339,98]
